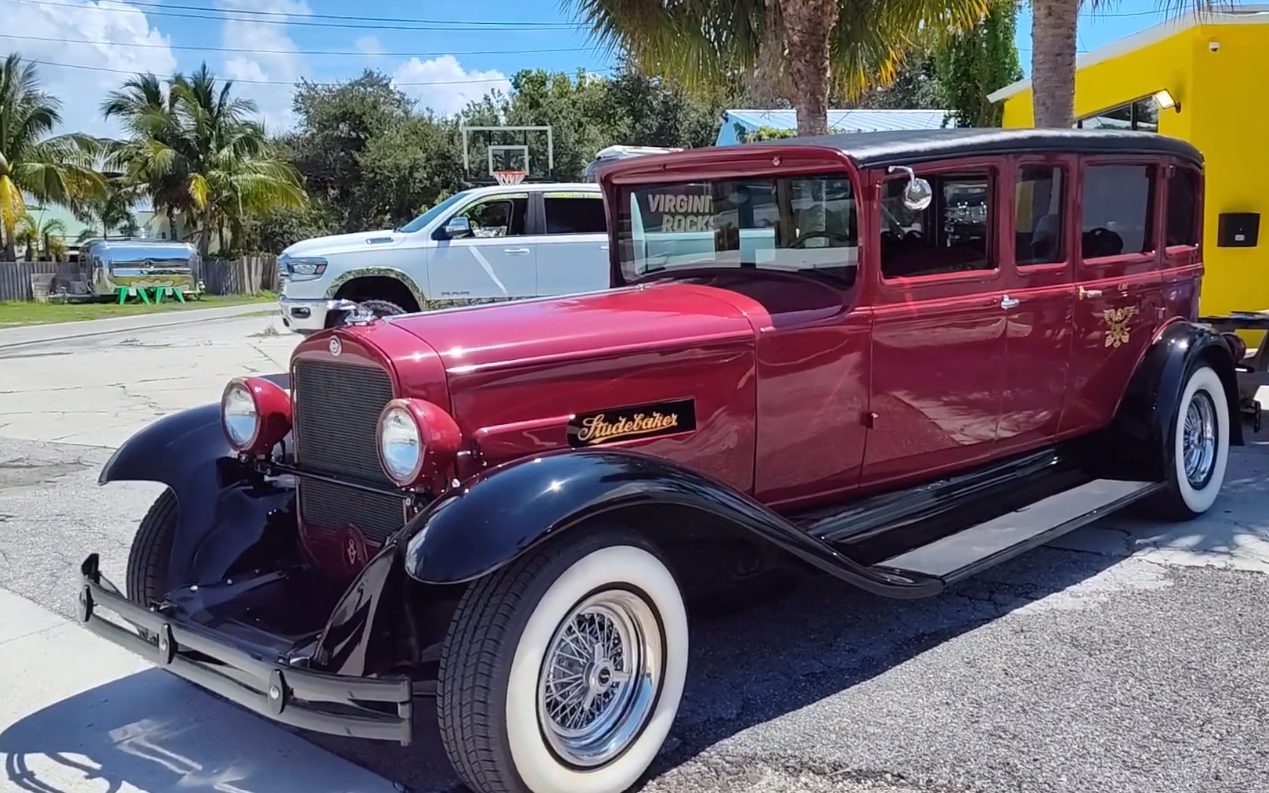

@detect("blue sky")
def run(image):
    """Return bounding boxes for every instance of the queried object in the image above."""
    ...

[0,0,1204,136]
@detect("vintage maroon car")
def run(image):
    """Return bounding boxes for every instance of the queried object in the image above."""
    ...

[78,128,1243,793]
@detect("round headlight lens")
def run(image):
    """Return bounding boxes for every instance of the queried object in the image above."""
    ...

[223,382,259,448]
[379,405,423,483]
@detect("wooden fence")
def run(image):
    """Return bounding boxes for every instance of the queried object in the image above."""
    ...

[0,254,279,302]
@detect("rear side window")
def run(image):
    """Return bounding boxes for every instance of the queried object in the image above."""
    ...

[1081,165,1156,260]
[1015,166,1064,266]
[544,194,607,234]
[1166,167,1200,247]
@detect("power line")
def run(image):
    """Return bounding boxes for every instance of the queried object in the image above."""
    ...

[18,55,614,86]
[0,32,595,59]
[3,0,584,31]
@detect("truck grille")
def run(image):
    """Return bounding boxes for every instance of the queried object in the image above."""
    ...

[293,358,406,544]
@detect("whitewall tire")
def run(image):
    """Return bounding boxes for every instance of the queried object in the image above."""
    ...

[437,528,688,793]
[1154,363,1230,520]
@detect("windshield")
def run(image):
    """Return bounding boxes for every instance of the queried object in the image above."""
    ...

[396,191,473,233]
[616,173,859,287]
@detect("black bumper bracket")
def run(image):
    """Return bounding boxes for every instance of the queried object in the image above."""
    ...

[76,553,414,745]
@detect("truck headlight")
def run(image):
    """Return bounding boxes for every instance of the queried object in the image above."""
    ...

[221,377,292,455]
[280,256,327,281]
[376,398,462,488]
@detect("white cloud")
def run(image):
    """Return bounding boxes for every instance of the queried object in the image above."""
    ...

[216,0,310,134]
[0,0,178,136]
[391,55,509,117]
[355,36,384,59]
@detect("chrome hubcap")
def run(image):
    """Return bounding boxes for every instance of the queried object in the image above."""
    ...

[1182,390,1218,488]
[538,590,662,768]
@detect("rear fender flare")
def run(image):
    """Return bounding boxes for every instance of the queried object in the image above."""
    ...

[98,402,295,586]
[401,449,941,599]
[1111,321,1243,479]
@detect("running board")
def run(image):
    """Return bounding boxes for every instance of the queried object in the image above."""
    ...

[871,479,1161,585]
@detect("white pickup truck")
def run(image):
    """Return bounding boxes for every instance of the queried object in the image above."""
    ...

[277,182,609,335]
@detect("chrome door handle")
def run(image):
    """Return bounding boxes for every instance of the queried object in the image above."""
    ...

[503,248,531,255]
[1001,295,1019,309]
[1078,286,1103,300]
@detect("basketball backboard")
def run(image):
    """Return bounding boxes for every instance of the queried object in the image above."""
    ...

[460,125,555,185]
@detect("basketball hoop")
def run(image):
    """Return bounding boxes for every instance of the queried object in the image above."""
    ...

[492,169,527,186]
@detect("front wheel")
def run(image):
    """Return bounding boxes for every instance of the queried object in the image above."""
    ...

[1151,362,1231,520]
[437,528,688,793]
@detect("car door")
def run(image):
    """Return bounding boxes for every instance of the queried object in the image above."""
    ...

[426,191,538,302]
[862,163,1009,489]
[995,158,1076,455]
[1059,160,1165,438]
[532,189,612,296]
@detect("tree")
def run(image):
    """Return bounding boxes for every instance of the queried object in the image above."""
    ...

[71,177,141,239]
[104,63,306,256]
[563,0,987,136]
[13,212,67,260]
[0,54,105,260]
[936,0,1022,126]
[1028,1,1218,128]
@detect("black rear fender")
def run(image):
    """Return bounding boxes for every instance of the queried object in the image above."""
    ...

[99,402,297,586]
[1108,321,1243,479]
[401,449,941,599]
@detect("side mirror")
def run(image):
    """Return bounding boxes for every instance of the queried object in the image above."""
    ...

[887,165,934,211]
[443,216,472,238]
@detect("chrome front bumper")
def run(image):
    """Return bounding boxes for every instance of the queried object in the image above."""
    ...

[277,295,360,334]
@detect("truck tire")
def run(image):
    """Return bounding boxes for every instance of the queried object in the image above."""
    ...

[437,528,688,793]
[357,299,407,318]
[126,488,178,608]
[1150,362,1230,521]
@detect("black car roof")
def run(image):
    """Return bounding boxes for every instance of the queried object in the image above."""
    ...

[758,127,1203,169]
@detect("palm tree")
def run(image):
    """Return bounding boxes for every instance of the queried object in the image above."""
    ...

[0,54,106,259]
[14,212,67,261]
[70,177,140,238]
[1028,1,1225,128]
[104,63,306,256]
[564,0,988,136]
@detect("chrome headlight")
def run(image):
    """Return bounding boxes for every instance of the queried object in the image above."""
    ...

[378,403,424,485]
[222,380,259,449]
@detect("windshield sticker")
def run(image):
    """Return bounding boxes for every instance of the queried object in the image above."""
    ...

[568,398,696,447]
[642,188,715,232]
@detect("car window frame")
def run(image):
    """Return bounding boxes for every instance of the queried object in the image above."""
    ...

[436,191,532,240]
[1011,156,1073,277]
[1163,160,1203,255]
[1076,155,1163,270]
[870,158,1006,302]
[541,190,608,236]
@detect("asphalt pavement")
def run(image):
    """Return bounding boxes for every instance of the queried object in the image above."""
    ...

[2,309,1269,793]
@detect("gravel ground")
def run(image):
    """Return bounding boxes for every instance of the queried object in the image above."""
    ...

[5,434,1269,793]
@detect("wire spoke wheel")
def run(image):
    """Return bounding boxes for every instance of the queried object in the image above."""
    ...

[537,589,663,769]
[1182,389,1218,488]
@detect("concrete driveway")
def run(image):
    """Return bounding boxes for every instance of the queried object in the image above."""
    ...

[2,309,1269,793]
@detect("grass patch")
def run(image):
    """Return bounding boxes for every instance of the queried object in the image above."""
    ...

[0,292,277,327]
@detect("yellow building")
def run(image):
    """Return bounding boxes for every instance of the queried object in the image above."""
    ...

[988,6,1269,316]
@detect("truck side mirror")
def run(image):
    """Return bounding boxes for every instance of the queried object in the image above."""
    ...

[443,216,472,238]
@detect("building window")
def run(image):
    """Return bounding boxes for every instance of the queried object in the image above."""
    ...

[1015,166,1064,266]
[1166,166,1200,247]
[1081,165,1157,260]
[1076,96,1161,131]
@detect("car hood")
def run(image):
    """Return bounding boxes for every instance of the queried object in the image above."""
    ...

[282,229,407,257]
[387,282,764,373]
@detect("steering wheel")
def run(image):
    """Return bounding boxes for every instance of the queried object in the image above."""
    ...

[790,230,853,249]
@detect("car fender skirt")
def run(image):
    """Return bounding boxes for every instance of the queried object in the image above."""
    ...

[402,449,943,599]
[98,402,296,586]
[1112,321,1244,477]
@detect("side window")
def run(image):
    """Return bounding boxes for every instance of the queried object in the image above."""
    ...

[1166,166,1200,247]
[1081,165,1156,260]
[1015,166,1064,266]
[544,194,607,234]
[880,171,994,279]
[459,196,529,237]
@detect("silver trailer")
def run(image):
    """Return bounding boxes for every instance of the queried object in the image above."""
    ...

[70,238,203,298]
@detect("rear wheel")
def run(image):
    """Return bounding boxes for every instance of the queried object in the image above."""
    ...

[437,528,688,793]
[1150,362,1230,520]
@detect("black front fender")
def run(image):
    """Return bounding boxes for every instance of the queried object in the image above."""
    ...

[1111,321,1243,479]
[99,403,296,586]
[402,449,941,599]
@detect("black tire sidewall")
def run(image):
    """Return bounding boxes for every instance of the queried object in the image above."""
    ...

[125,488,179,607]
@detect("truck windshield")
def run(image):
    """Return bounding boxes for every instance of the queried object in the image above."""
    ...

[616,173,858,287]
[396,191,473,234]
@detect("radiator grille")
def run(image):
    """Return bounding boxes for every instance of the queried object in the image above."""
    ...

[293,357,406,544]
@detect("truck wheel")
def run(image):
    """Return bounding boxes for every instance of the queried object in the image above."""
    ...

[1151,362,1230,520]
[437,529,688,793]
[357,299,407,318]
[126,488,178,608]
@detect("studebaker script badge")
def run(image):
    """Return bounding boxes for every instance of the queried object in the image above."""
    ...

[329,337,342,356]
[568,399,696,447]
[1103,307,1136,349]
